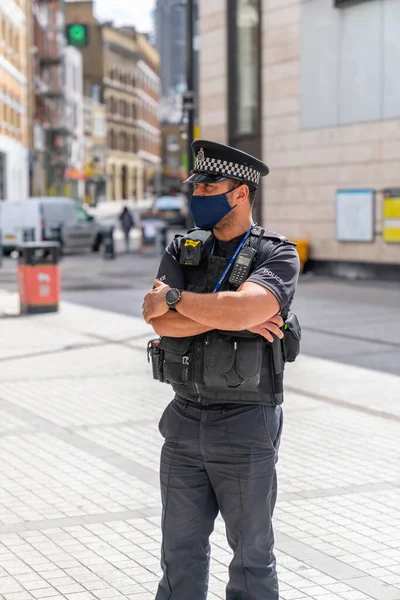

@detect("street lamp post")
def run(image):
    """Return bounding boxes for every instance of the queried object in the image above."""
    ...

[184,0,195,225]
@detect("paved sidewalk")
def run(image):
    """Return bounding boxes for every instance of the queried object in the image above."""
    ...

[0,294,399,600]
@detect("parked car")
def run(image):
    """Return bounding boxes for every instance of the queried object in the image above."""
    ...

[0,196,103,254]
[153,195,188,228]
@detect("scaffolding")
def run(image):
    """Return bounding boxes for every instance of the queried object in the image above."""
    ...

[32,0,70,195]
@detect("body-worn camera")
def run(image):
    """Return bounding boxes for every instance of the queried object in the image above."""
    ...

[179,230,213,266]
[147,337,164,382]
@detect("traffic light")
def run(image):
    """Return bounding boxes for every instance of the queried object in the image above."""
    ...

[66,24,89,48]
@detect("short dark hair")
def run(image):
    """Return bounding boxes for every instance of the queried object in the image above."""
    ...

[249,187,257,208]
[228,179,257,208]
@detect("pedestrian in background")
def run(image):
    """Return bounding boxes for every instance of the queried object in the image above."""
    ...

[143,140,301,600]
[119,205,135,253]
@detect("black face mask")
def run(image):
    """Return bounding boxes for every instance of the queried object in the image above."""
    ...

[189,185,240,230]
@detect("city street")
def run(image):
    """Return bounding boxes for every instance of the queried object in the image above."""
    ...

[0,248,400,600]
[2,0,400,596]
[2,241,399,376]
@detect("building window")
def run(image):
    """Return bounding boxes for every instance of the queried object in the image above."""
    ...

[229,0,261,136]
[93,113,106,138]
[91,84,100,103]
[132,135,137,153]
[167,155,179,170]
[109,129,116,150]
[120,132,128,152]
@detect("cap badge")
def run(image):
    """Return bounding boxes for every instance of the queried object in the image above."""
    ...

[197,147,205,162]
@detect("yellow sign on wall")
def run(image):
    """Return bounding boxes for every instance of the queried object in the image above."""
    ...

[383,193,400,242]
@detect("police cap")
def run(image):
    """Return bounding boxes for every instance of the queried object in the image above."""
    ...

[184,140,269,189]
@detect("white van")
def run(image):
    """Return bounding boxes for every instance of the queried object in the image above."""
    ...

[0,197,103,254]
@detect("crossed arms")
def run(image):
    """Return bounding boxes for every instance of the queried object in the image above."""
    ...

[145,281,284,342]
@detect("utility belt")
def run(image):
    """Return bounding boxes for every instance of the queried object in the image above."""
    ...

[147,312,301,404]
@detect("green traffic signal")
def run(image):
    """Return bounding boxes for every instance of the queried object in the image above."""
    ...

[67,24,88,48]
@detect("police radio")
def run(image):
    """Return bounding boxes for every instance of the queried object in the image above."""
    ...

[228,246,257,287]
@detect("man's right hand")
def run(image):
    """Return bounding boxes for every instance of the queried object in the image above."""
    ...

[248,314,284,343]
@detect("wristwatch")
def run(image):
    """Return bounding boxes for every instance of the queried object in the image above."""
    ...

[165,288,182,312]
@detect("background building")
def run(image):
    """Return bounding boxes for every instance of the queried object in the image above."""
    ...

[0,0,29,202]
[31,0,77,197]
[135,31,162,198]
[199,0,400,276]
[155,0,199,190]
[159,94,186,192]
[63,45,84,197]
[65,0,161,202]
[83,96,107,205]
[155,0,187,97]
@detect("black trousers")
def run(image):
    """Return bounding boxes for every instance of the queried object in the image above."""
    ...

[155,398,283,600]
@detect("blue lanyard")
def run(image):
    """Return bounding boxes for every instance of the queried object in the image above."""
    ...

[211,226,252,294]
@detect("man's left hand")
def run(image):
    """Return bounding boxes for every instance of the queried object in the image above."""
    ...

[143,280,170,323]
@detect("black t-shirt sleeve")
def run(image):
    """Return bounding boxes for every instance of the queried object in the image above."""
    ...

[155,237,185,289]
[246,242,300,311]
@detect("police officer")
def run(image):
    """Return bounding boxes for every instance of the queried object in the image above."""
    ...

[142,141,300,600]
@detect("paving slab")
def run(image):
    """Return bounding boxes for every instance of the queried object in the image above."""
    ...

[0,298,399,599]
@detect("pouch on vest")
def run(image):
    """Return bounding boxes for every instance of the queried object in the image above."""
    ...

[283,311,301,363]
[159,336,194,385]
[147,338,164,382]
[203,331,262,390]
[267,345,284,405]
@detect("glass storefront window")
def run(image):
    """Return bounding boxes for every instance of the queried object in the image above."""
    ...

[231,0,260,136]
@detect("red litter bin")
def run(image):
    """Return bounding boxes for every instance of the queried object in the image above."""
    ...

[17,242,60,314]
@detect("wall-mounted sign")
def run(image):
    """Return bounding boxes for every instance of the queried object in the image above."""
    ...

[383,189,400,243]
[66,24,89,48]
[336,189,375,242]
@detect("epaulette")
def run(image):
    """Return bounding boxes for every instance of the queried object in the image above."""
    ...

[174,227,202,240]
[178,228,212,242]
[251,226,297,246]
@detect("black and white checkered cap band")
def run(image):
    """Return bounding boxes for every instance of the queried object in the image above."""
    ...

[194,157,261,185]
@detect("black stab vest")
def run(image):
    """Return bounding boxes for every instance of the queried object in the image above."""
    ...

[159,227,295,405]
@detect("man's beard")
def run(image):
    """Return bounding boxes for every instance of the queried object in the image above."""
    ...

[214,208,236,231]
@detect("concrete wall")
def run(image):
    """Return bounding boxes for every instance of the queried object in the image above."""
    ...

[301,0,400,129]
[262,0,400,265]
[198,0,228,143]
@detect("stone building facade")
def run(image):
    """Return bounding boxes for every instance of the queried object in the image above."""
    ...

[65,0,161,202]
[198,0,400,275]
[0,0,29,202]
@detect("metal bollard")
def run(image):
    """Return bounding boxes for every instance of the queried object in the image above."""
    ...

[103,226,115,260]
[157,222,168,255]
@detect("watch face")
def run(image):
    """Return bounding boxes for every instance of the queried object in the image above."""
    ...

[167,289,180,305]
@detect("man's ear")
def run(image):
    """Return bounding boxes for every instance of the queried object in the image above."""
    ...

[236,184,249,204]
